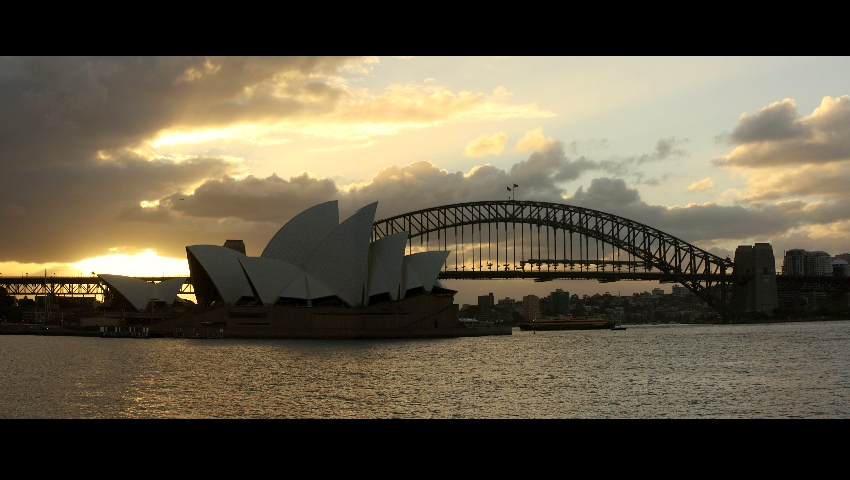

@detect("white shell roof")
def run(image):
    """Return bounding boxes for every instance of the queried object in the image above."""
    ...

[154,277,188,305]
[368,231,408,300]
[99,274,186,311]
[185,201,452,307]
[238,256,304,305]
[278,270,336,300]
[186,245,254,304]
[261,200,339,268]
[402,251,449,296]
[305,202,377,306]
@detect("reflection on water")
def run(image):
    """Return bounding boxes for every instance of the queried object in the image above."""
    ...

[1,321,848,418]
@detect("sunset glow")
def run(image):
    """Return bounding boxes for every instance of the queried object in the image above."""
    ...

[1,56,849,303]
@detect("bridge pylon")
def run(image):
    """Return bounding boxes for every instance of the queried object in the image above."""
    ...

[732,243,779,316]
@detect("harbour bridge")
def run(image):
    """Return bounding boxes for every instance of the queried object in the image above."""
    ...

[3,200,848,318]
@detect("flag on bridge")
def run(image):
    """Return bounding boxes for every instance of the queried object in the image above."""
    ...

[514,184,518,188]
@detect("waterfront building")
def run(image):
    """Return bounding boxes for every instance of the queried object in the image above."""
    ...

[153,200,510,338]
[99,274,188,311]
[497,297,516,307]
[522,294,540,321]
[671,285,692,298]
[478,292,495,311]
[222,239,246,255]
[550,288,570,315]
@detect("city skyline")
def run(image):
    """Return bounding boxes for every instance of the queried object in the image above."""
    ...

[2,56,850,305]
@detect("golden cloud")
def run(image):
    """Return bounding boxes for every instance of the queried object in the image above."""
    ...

[687,177,714,192]
[150,83,554,147]
[715,95,850,168]
[464,132,508,157]
[515,127,557,152]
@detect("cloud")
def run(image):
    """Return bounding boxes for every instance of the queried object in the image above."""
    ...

[167,172,339,223]
[710,95,850,207]
[329,84,554,133]
[713,95,850,168]
[143,153,850,253]
[597,136,688,175]
[728,98,809,143]
[687,178,714,192]
[515,127,556,152]
[464,132,507,157]
[0,56,560,266]
[0,151,240,263]
[565,177,850,246]
[740,163,850,202]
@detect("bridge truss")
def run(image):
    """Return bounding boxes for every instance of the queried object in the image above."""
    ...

[372,200,738,317]
[0,276,194,301]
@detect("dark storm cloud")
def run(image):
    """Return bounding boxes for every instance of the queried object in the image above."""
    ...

[0,152,239,263]
[167,173,339,223]
[0,56,367,264]
[0,56,359,168]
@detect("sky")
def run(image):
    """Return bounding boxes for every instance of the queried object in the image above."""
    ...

[2,56,850,305]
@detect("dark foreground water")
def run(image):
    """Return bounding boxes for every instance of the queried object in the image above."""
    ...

[1,321,848,418]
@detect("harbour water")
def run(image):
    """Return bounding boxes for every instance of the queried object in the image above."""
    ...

[1,321,847,418]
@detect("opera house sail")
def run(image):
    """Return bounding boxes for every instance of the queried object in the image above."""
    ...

[148,200,511,339]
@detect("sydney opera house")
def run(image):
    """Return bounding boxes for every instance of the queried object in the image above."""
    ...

[120,200,512,338]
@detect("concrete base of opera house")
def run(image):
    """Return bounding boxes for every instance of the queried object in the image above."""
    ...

[149,292,512,339]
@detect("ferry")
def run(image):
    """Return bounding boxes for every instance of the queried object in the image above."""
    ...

[518,314,615,331]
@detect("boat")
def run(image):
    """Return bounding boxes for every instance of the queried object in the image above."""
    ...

[610,324,627,330]
[518,314,615,331]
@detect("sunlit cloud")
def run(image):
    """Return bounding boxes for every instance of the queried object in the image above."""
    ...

[310,140,376,152]
[149,81,554,149]
[687,177,714,192]
[464,132,507,157]
[515,127,556,152]
[71,249,189,277]
[713,95,850,168]
[151,124,293,147]
[737,163,850,202]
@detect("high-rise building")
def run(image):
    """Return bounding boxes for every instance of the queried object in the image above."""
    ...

[832,259,849,277]
[550,288,570,315]
[782,249,810,275]
[782,249,834,275]
[497,297,516,306]
[478,292,495,311]
[523,295,540,321]
[810,251,833,275]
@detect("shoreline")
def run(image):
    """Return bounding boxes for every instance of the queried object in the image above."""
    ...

[0,324,102,337]
[2,316,848,338]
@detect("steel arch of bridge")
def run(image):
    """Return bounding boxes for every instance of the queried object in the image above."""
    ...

[372,200,737,317]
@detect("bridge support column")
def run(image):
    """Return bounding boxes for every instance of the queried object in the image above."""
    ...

[733,243,779,316]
